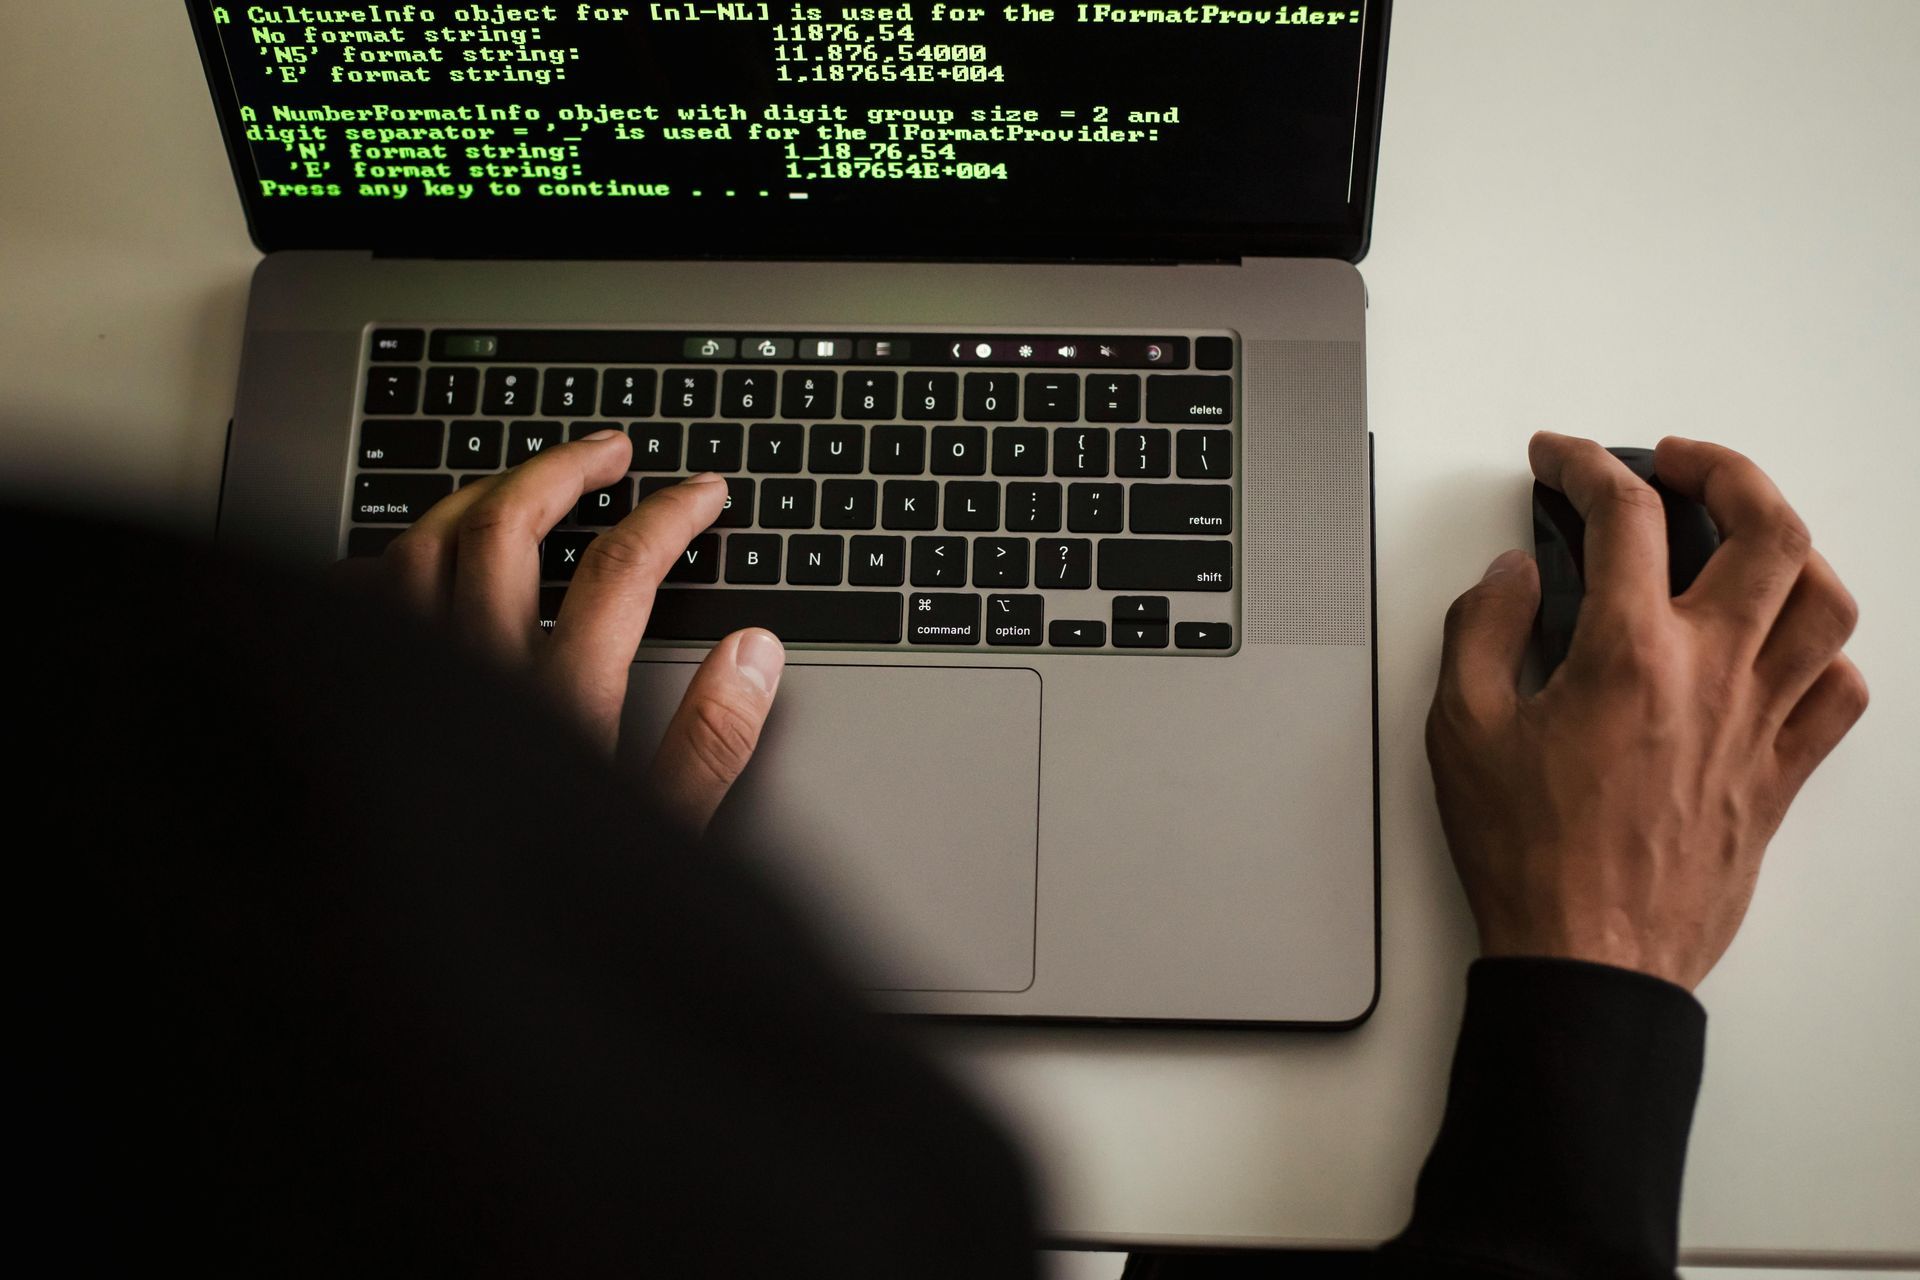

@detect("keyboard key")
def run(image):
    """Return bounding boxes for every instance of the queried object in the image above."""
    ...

[1022,373,1078,422]
[1006,482,1063,532]
[992,427,1048,476]
[821,479,878,530]
[1085,374,1141,423]
[1115,428,1172,478]
[759,479,816,528]
[1177,430,1234,479]
[747,423,804,473]
[943,482,1000,532]
[539,585,566,631]
[882,480,938,530]
[726,533,782,584]
[628,422,683,472]
[870,425,927,475]
[424,367,480,415]
[972,538,1029,588]
[346,527,405,558]
[1049,619,1106,647]
[986,594,1044,647]
[849,535,906,586]
[1098,539,1232,591]
[359,420,443,469]
[686,422,744,471]
[1054,427,1111,477]
[542,368,598,416]
[1176,622,1233,650]
[353,474,450,524]
[1113,596,1169,623]
[481,368,536,416]
[1195,337,1235,371]
[722,369,778,418]
[664,369,718,417]
[842,371,898,420]
[1129,484,1233,535]
[908,593,982,646]
[781,370,838,419]
[364,367,421,414]
[568,422,622,442]
[648,590,902,645]
[576,479,633,526]
[543,531,596,581]
[808,424,865,474]
[716,477,755,528]
[601,369,657,417]
[370,329,424,362]
[667,533,721,583]
[932,426,988,475]
[910,536,967,587]
[1146,374,1234,424]
[447,421,503,470]
[787,535,845,586]
[1067,482,1124,533]
[1115,621,1169,649]
[1035,538,1092,589]
[962,373,1018,421]
[506,421,563,466]
[904,371,958,419]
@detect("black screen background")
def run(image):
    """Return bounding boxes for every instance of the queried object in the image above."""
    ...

[187,2,1389,261]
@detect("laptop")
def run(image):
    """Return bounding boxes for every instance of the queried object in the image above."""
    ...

[191,0,1388,1025]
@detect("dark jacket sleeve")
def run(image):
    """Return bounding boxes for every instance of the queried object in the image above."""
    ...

[10,512,1037,1280]
[1376,957,1707,1279]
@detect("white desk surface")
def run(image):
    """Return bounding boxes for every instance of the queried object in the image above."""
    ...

[3,1,1915,1268]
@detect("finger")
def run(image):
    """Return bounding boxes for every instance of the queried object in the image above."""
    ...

[1773,654,1869,793]
[1753,550,1860,720]
[647,628,786,835]
[450,430,631,662]
[544,473,730,745]
[1434,548,1541,727]
[1654,436,1812,629]
[1529,431,1669,616]
[378,476,501,615]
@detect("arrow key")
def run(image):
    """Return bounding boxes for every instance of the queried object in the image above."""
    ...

[1114,622,1169,649]
[1049,620,1106,648]
[1175,622,1233,650]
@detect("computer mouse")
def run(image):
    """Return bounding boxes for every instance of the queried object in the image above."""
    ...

[1532,447,1721,677]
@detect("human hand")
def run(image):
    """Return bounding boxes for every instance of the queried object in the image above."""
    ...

[1425,432,1867,989]
[373,430,784,833]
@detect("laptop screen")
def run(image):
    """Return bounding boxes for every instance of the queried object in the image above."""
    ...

[187,1,1388,261]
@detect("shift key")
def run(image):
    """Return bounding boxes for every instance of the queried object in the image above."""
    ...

[1098,539,1232,591]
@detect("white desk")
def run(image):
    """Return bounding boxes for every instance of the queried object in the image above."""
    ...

[3,1,1915,1268]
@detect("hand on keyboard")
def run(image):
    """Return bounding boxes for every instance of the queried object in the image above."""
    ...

[1425,433,1867,990]
[374,429,784,833]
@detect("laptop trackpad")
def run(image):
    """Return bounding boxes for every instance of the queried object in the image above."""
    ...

[628,663,1040,994]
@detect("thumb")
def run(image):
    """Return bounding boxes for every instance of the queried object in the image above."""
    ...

[1435,549,1540,726]
[647,628,786,836]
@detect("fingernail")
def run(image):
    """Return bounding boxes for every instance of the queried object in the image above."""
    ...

[682,471,727,487]
[585,428,624,442]
[1483,548,1528,579]
[733,629,785,697]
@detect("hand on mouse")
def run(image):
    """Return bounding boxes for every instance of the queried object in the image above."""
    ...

[1426,432,1868,990]
[369,431,784,834]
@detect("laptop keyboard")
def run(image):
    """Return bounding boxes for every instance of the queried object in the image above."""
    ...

[349,328,1238,654]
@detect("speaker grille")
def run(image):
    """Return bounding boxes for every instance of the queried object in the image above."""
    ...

[1242,339,1368,646]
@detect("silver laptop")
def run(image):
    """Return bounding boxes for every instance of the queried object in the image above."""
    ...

[193,1,1387,1025]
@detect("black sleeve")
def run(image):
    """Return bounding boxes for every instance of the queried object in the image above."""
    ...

[9,511,1037,1279]
[1376,957,1707,1279]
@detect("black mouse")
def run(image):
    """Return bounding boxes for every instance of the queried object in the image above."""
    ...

[1533,447,1722,677]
